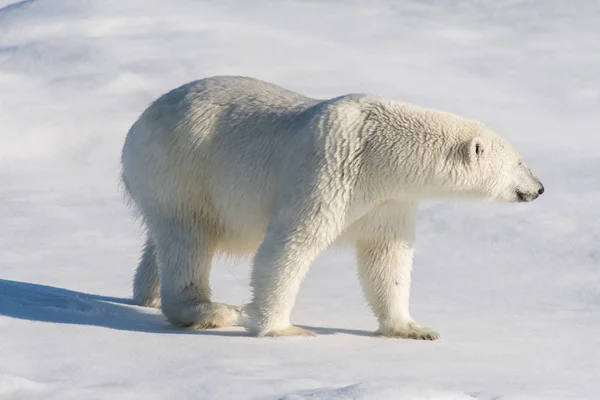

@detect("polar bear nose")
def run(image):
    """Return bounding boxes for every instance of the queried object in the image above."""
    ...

[537,184,545,195]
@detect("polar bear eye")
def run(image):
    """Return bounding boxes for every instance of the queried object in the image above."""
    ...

[475,143,483,156]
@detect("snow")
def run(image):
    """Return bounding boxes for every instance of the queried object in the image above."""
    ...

[1,0,599,399]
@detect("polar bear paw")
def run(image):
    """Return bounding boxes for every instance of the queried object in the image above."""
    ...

[376,322,440,341]
[263,325,316,338]
[240,304,315,338]
[189,303,241,330]
[165,302,241,330]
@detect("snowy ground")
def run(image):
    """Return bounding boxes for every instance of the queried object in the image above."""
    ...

[1,0,600,399]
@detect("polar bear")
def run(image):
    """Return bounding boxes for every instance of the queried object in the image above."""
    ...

[121,76,544,340]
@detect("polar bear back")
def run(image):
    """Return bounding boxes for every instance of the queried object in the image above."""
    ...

[121,76,337,253]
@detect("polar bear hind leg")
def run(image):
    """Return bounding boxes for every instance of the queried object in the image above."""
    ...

[133,238,161,308]
[149,213,240,329]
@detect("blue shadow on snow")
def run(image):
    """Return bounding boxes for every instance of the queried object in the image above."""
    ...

[0,279,372,337]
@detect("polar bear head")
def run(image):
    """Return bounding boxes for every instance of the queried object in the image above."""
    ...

[372,103,544,203]
[428,120,545,203]
[359,101,544,203]
[455,131,544,202]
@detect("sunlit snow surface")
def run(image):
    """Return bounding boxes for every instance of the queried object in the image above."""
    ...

[1,1,599,399]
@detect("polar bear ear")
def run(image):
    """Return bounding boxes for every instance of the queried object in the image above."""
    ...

[466,137,484,163]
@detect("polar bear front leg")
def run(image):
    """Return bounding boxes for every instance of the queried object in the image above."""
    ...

[356,238,439,340]
[242,203,340,338]
[242,228,323,337]
[355,206,439,340]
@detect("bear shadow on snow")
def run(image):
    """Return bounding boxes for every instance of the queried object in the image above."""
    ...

[0,279,371,337]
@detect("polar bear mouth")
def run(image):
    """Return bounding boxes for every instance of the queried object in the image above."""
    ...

[515,189,540,202]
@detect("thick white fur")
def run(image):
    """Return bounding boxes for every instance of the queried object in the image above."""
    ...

[121,76,543,339]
